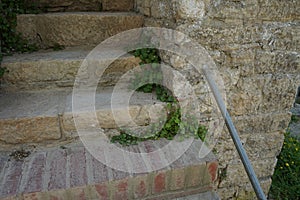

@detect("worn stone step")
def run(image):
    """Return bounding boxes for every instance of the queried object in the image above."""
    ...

[1,47,140,91]
[175,191,220,200]
[25,0,134,12]
[17,12,144,48]
[0,139,218,199]
[0,88,166,148]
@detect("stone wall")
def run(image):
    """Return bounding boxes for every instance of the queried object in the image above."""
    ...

[25,0,134,12]
[135,0,300,199]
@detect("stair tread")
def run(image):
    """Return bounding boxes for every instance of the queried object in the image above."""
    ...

[0,88,159,119]
[2,46,133,63]
[0,139,217,199]
[18,11,142,17]
[2,46,141,90]
[174,191,220,200]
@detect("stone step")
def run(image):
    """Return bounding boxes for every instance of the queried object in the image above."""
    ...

[175,191,220,200]
[16,12,144,48]
[0,88,166,148]
[0,139,218,199]
[1,47,140,91]
[25,0,134,12]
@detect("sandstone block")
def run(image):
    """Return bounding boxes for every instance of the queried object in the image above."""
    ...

[0,117,61,144]
[103,0,133,11]
[25,0,102,12]
[2,47,141,91]
[17,13,144,48]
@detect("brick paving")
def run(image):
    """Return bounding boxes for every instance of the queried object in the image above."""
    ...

[0,139,218,199]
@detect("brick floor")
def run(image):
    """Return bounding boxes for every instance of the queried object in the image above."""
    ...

[0,139,217,199]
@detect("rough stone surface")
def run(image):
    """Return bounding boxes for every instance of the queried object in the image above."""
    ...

[2,47,141,91]
[25,0,134,12]
[175,191,220,200]
[103,0,134,11]
[135,0,300,199]
[16,12,144,48]
[0,117,61,145]
[0,88,166,148]
[1,0,298,199]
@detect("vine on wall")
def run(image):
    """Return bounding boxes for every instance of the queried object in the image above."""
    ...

[111,48,208,146]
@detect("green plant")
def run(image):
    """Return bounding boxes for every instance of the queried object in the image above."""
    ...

[197,125,208,141]
[110,47,209,146]
[0,0,40,79]
[0,66,9,79]
[133,48,160,64]
[111,103,208,146]
[217,164,228,187]
[130,48,176,102]
[0,0,39,54]
[291,115,300,123]
[52,43,65,51]
[269,132,300,199]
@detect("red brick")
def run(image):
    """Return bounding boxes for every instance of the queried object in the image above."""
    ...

[170,168,185,191]
[69,148,88,187]
[83,184,109,200]
[132,175,150,199]
[110,179,130,200]
[1,160,23,197]
[1,196,20,200]
[67,187,86,200]
[23,153,46,193]
[94,184,109,200]
[207,161,218,182]
[48,189,67,200]
[23,192,48,200]
[48,150,67,190]
[186,165,201,188]
[153,172,167,194]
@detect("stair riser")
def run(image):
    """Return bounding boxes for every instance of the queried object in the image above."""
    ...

[2,56,140,91]
[17,13,143,48]
[0,141,218,199]
[0,104,165,147]
[25,0,134,12]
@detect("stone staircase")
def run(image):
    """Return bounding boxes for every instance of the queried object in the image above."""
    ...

[0,0,219,199]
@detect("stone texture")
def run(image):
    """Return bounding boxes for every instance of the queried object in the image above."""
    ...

[0,88,166,147]
[175,191,220,200]
[136,0,299,199]
[2,0,297,199]
[215,131,284,164]
[102,0,134,11]
[175,0,206,20]
[17,12,144,48]
[217,158,278,188]
[2,47,141,91]
[25,0,135,12]
[258,0,300,22]
[25,0,102,12]
[0,117,61,145]
[226,74,297,116]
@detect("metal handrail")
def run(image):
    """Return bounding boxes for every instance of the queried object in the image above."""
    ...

[203,66,267,200]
